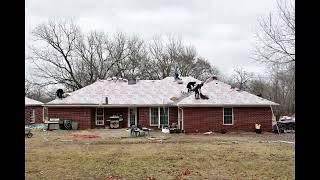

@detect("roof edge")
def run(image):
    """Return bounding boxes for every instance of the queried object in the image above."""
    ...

[178,104,279,107]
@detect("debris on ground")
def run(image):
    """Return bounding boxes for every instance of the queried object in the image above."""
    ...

[258,140,294,144]
[25,123,48,129]
[145,176,156,180]
[176,168,193,179]
[147,136,170,141]
[183,168,192,175]
[203,131,213,135]
[105,175,123,180]
[59,139,73,142]
[69,134,100,138]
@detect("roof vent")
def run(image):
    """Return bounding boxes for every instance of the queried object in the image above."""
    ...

[205,75,217,84]
[105,97,108,104]
[128,79,136,85]
[212,75,218,80]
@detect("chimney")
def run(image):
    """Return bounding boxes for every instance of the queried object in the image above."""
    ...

[105,97,108,104]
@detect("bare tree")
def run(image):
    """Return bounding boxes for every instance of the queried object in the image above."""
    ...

[28,20,119,91]
[231,67,254,90]
[148,36,173,79]
[252,0,295,117]
[253,0,295,66]
[29,20,84,90]
[27,20,220,91]
[191,57,219,81]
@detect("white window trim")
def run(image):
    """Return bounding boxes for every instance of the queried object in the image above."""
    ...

[223,107,234,125]
[95,107,104,125]
[149,107,169,127]
[30,109,36,123]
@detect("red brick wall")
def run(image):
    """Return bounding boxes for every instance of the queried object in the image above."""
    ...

[25,106,43,125]
[138,107,150,128]
[183,107,272,133]
[48,107,93,130]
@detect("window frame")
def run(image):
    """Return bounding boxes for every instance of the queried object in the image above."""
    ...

[223,107,234,125]
[149,107,169,127]
[95,107,104,125]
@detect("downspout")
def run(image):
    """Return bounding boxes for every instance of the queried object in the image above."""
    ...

[270,105,280,134]
[178,106,184,132]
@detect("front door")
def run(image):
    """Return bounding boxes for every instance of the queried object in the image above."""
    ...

[128,108,137,127]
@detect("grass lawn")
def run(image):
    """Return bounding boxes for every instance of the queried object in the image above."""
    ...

[25,129,294,180]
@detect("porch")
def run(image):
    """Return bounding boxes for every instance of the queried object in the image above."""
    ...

[92,107,180,130]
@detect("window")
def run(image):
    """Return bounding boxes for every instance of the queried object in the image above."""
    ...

[160,108,168,125]
[150,108,159,125]
[30,109,35,123]
[150,107,169,126]
[96,108,104,125]
[223,108,233,125]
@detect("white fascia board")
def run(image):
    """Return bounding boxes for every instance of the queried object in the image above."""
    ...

[177,104,278,107]
[44,104,177,107]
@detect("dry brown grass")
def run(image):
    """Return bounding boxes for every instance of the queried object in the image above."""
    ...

[25,129,294,180]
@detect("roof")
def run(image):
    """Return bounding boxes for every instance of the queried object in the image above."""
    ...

[177,80,279,106]
[47,76,279,107]
[25,97,43,106]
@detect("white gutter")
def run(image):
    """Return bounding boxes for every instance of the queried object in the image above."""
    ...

[178,106,184,131]
[177,103,279,107]
[25,104,44,106]
[44,104,177,107]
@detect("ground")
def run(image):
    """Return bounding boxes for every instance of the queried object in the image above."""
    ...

[25,129,295,180]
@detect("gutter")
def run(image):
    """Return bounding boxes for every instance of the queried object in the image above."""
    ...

[43,104,177,107]
[177,104,279,107]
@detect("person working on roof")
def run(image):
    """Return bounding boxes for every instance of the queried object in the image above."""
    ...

[193,82,204,99]
[187,82,196,92]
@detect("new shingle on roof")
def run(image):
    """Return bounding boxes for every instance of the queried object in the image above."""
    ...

[25,97,43,106]
[177,80,279,106]
[47,76,278,106]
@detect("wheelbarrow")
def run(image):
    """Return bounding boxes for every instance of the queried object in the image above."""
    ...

[25,128,33,138]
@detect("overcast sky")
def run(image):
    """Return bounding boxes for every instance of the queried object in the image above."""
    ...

[25,0,277,79]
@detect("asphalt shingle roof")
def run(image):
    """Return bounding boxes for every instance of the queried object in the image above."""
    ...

[25,97,43,106]
[47,76,278,106]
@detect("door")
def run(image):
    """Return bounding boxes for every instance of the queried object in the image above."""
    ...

[128,108,137,127]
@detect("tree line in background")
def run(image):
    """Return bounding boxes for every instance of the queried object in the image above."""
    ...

[26,0,294,118]
[27,21,219,91]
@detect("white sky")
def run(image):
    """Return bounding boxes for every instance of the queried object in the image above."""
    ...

[25,0,278,79]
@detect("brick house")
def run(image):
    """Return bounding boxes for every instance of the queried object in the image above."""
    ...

[25,97,44,125]
[44,76,278,132]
